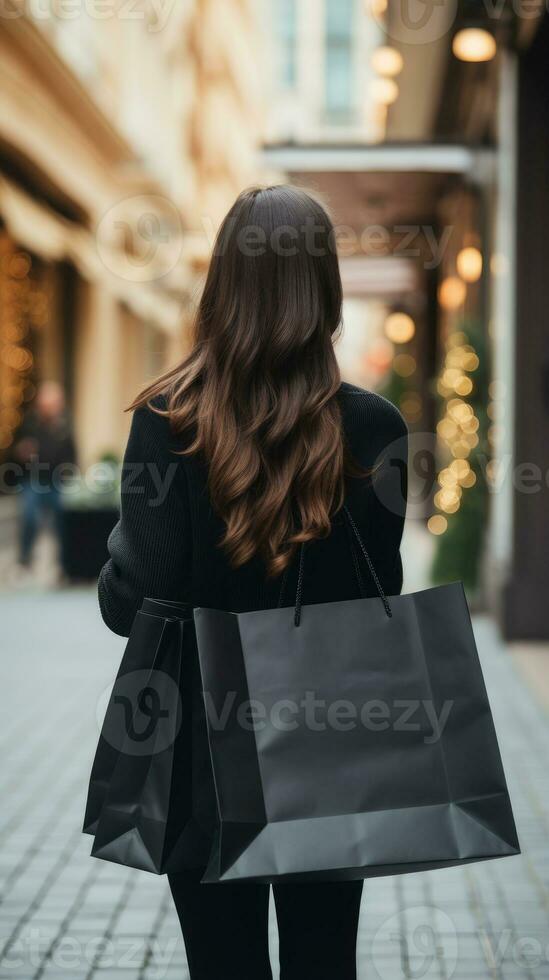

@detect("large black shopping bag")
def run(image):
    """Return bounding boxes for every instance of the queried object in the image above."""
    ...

[84,598,200,873]
[194,507,520,883]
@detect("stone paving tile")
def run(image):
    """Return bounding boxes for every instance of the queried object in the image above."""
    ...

[0,589,548,979]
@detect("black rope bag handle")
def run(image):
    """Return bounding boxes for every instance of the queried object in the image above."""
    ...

[277,506,392,627]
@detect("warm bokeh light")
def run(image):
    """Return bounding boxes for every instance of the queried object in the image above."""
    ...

[448,399,473,421]
[371,47,403,77]
[447,331,467,348]
[437,418,458,440]
[436,322,483,501]
[450,458,470,480]
[1,385,24,406]
[457,246,483,283]
[8,252,32,279]
[463,349,479,371]
[0,430,13,450]
[384,312,415,344]
[1,407,22,429]
[400,392,422,423]
[393,353,417,378]
[451,442,472,460]
[442,368,462,388]
[453,29,497,63]
[438,467,458,488]
[1,345,33,371]
[428,515,448,536]
[460,470,477,488]
[438,276,466,311]
[369,77,399,106]
[461,415,479,433]
[366,0,388,15]
[434,488,461,514]
[455,376,473,396]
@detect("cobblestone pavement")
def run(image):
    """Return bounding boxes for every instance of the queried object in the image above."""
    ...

[0,588,548,980]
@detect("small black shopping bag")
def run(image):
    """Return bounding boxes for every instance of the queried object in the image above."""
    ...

[194,507,520,883]
[84,599,201,873]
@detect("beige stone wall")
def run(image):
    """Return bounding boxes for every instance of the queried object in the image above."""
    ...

[182,0,262,232]
[0,0,263,466]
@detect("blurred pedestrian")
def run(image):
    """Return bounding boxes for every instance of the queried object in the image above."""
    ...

[13,381,76,576]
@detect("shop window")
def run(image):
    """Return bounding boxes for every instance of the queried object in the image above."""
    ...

[275,0,298,90]
[324,0,355,123]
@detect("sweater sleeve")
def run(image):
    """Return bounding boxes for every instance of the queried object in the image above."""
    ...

[367,398,408,597]
[344,392,408,599]
[98,404,192,636]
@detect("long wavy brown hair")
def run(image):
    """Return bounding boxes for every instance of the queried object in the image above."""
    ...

[131,185,350,576]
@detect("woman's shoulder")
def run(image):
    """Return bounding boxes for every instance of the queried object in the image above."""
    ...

[131,394,168,431]
[131,393,202,469]
[127,393,180,458]
[338,381,407,440]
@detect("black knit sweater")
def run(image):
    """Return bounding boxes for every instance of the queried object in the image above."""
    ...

[98,382,408,636]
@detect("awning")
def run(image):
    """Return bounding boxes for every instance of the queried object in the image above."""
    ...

[340,256,418,298]
[0,176,185,335]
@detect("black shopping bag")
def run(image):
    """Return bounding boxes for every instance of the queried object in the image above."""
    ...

[84,598,206,874]
[194,507,520,883]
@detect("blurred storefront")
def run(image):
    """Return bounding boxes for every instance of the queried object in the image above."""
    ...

[2,0,548,640]
[0,0,260,468]
[262,0,549,639]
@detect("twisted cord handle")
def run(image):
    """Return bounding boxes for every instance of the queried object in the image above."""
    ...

[342,505,392,619]
[277,506,393,626]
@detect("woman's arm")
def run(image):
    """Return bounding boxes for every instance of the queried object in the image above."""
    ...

[345,391,408,598]
[98,403,192,636]
[369,402,408,597]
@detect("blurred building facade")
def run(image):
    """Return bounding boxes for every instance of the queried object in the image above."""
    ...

[0,0,260,467]
[263,0,549,639]
[2,0,548,639]
[263,0,393,144]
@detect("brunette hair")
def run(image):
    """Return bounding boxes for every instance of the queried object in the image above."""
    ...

[131,184,349,576]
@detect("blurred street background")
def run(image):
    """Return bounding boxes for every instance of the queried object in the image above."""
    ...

[1,1,549,977]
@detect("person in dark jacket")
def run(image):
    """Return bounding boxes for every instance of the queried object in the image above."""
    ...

[14,380,76,574]
[97,185,408,980]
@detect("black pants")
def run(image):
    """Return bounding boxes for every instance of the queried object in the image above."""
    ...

[168,870,363,980]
